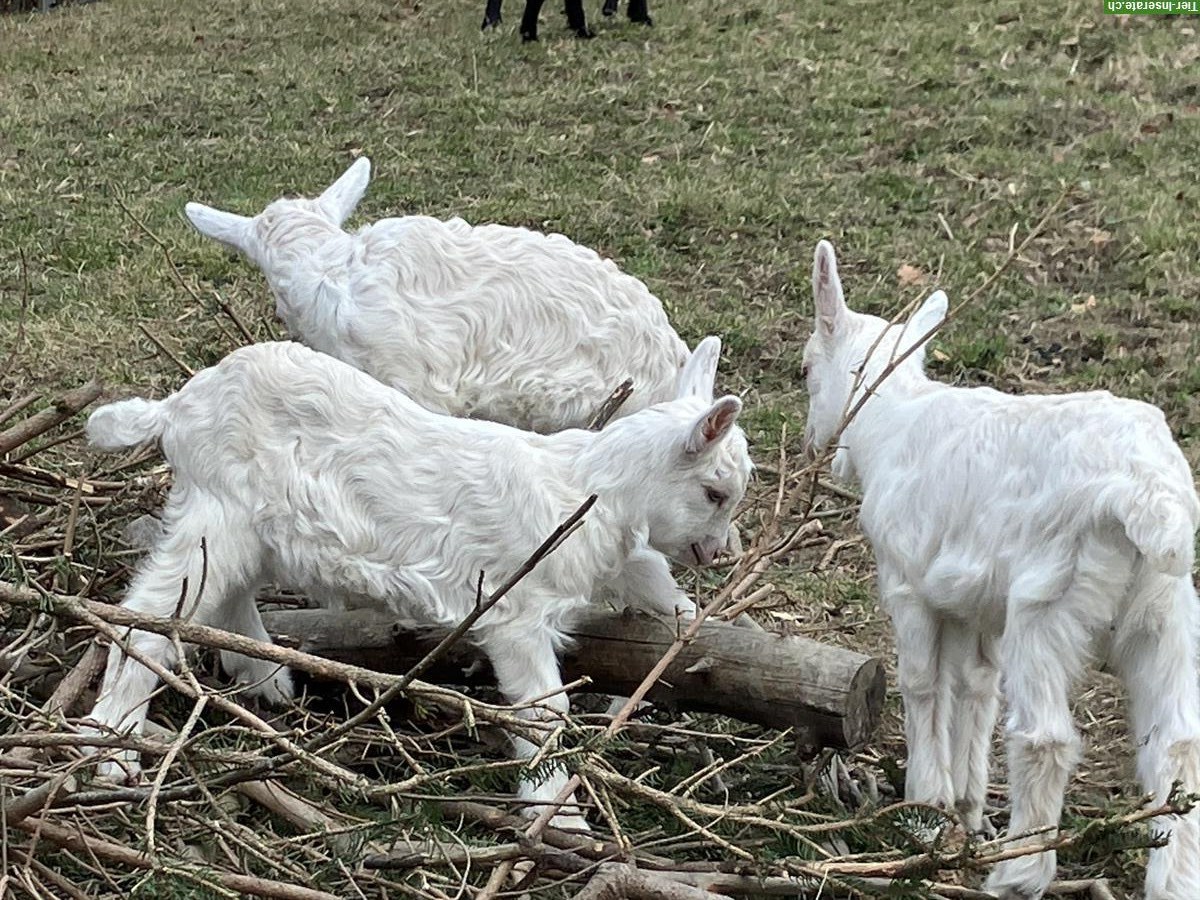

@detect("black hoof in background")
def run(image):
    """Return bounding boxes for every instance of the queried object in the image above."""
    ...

[602,0,618,16]
[630,13,652,25]
[481,14,502,30]
[521,28,539,41]
[575,26,596,38]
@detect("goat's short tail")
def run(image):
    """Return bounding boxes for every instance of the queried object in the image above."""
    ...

[86,398,168,451]
[1115,483,1198,578]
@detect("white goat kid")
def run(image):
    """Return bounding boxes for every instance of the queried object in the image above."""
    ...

[184,158,690,434]
[802,240,1200,900]
[84,338,750,828]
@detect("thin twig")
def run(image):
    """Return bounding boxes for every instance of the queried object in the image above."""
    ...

[587,380,635,431]
[136,323,195,377]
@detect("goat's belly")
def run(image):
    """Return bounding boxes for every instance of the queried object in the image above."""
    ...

[913,555,1008,630]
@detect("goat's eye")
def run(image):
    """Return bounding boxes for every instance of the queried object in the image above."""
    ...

[704,486,727,505]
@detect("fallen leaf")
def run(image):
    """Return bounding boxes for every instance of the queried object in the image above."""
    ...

[897,264,926,286]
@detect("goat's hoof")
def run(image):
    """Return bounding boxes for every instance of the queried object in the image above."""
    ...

[79,726,141,784]
[94,754,142,785]
[574,26,596,38]
[632,14,653,25]
[602,4,617,16]
[985,854,1054,900]
[520,29,539,41]
[973,815,998,841]
[481,14,501,30]
[238,666,295,707]
[549,812,590,832]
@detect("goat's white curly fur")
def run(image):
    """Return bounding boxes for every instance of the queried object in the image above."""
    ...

[802,240,1200,900]
[84,339,750,828]
[184,158,690,433]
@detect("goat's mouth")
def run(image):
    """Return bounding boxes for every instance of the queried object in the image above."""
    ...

[690,542,716,567]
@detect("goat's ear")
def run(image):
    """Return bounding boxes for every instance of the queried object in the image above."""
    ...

[899,290,949,356]
[677,335,721,401]
[317,157,371,227]
[812,240,847,338]
[185,203,253,253]
[685,395,742,455]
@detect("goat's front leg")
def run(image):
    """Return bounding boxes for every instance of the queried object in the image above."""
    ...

[518,0,546,40]
[562,0,594,37]
[218,591,294,707]
[484,623,588,831]
[881,576,955,812]
[607,546,696,621]
[625,0,652,25]
[481,0,504,30]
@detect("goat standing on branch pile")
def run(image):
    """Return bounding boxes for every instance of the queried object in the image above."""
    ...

[802,240,1200,900]
[82,338,750,829]
[185,157,681,434]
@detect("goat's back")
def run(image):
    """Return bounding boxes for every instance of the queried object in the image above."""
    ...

[275,214,690,432]
[152,342,605,623]
[860,385,1198,610]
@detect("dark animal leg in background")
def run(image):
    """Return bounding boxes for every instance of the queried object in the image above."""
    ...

[564,0,595,38]
[626,0,652,25]
[520,0,546,40]
[602,0,618,17]
[482,0,503,30]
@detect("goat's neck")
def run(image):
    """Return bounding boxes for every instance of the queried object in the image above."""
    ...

[566,429,662,558]
[258,215,352,283]
[258,216,354,332]
[838,364,942,486]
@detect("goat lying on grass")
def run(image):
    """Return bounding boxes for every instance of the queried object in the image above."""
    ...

[83,338,750,828]
[185,157,685,434]
[802,240,1200,899]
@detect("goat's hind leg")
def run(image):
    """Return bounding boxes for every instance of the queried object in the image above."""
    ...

[882,577,955,813]
[942,621,1001,835]
[86,507,263,781]
[1113,574,1200,900]
[986,589,1090,900]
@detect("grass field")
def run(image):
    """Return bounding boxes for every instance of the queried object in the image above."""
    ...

[2,0,1200,896]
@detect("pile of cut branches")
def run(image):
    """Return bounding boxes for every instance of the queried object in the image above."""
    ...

[0,374,1164,900]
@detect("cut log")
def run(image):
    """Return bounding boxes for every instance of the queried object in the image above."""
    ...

[260,607,885,748]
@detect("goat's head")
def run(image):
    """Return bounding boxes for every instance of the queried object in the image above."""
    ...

[183,157,372,265]
[632,337,752,567]
[802,240,948,456]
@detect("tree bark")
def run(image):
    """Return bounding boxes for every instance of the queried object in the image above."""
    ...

[261,607,885,748]
[0,380,103,455]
